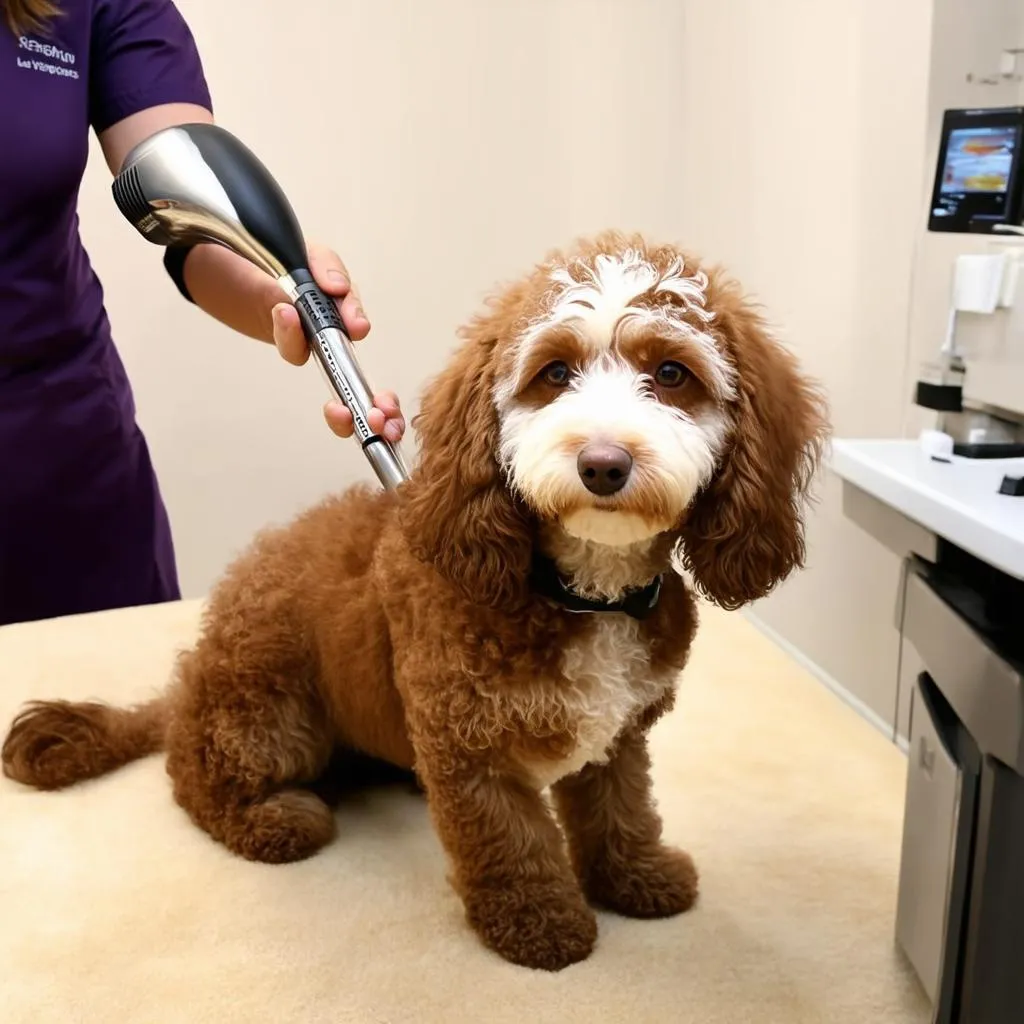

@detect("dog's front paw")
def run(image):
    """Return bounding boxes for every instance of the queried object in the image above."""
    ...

[464,880,598,971]
[584,845,699,919]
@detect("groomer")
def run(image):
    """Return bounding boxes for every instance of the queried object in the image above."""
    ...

[0,0,405,627]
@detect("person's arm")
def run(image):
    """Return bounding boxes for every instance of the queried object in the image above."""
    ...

[178,241,369,359]
[97,103,403,442]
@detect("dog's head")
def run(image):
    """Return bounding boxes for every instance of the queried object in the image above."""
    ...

[400,232,830,611]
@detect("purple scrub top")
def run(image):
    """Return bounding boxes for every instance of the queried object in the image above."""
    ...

[0,0,212,626]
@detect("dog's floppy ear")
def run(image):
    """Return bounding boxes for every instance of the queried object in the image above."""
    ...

[679,277,830,611]
[399,320,534,609]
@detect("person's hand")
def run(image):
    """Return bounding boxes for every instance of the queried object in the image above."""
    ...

[270,243,406,443]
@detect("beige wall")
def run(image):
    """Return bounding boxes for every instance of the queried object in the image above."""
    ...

[75,0,1016,735]
[676,0,935,733]
[736,0,1024,736]
[78,0,695,597]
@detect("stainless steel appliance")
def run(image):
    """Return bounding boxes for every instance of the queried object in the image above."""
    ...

[895,546,1024,1023]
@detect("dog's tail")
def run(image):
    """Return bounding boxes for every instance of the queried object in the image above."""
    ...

[1,695,168,791]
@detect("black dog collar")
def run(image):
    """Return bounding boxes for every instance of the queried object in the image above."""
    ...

[529,553,662,621]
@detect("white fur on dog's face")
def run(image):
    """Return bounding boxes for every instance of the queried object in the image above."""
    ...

[495,249,736,548]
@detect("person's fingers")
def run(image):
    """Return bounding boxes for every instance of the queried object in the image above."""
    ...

[338,288,371,341]
[323,400,354,438]
[375,390,401,417]
[272,303,310,365]
[307,244,351,298]
[305,244,371,341]
[323,394,405,443]
[383,416,405,443]
[366,407,386,435]
[375,391,405,442]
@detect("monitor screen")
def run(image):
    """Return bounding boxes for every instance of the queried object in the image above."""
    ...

[929,108,1024,233]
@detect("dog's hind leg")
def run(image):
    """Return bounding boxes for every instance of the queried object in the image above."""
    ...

[164,634,336,865]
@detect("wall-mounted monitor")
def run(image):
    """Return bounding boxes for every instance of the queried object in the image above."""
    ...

[928,106,1024,233]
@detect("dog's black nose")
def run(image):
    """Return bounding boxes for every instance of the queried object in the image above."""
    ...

[577,444,633,496]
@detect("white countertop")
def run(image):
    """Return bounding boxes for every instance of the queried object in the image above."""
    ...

[831,438,1024,580]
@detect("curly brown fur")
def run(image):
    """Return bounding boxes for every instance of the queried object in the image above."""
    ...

[553,721,699,918]
[3,698,164,790]
[677,274,829,610]
[1,231,830,970]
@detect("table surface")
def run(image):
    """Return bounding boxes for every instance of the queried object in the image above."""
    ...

[0,598,929,1024]
[831,438,1024,580]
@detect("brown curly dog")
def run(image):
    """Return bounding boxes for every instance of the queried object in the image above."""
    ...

[2,230,829,971]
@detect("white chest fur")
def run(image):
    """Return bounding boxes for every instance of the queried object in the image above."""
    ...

[526,615,670,789]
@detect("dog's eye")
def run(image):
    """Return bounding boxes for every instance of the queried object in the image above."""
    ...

[654,361,688,388]
[541,361,572,387]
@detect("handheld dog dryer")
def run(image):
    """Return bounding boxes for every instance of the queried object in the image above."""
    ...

[110,122,408,491]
